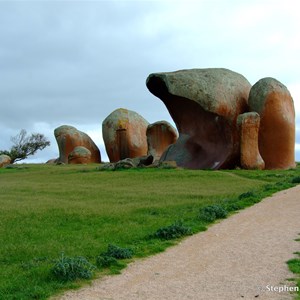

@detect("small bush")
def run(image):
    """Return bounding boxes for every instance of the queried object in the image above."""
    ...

[199,205,228,222]
[291,176,300,184]
[238,191,256,200]
[96,255,118,268]
[153,221,191,240]
[101,244,133,259]
[51,253,96,282]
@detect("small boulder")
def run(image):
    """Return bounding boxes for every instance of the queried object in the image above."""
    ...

[46,158,58,164]
[237,112,265,170]
[54,125,101,164]
[147,121,178,162]
[68,146,91,164]
[248,78,295,169]
[0,154,11,168]
[102,108,149,162]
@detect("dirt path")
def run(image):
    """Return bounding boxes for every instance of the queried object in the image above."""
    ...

[57,185,300,300]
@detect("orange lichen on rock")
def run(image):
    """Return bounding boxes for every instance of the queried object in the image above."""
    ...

[102,108,149,162]
[0,154,11,168]
[146,68,251,169]
[248,78,295,170]
[68,146,92,164]
[146,121,178,162]
[54,125,101,164]
[237,112,265,170]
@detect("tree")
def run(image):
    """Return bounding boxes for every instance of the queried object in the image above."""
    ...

[0,129,50,163]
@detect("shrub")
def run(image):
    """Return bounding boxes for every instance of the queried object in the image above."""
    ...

[51,253,96,282]
[153,221,191,240]
[199,205,227,222]
[238,191,256,200]
[291,176,300,184]
[96,255,118,268]
[101,244,133,259]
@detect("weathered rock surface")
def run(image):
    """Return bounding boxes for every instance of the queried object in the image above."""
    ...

[237,112,265,170]
[0,154,11,168]
[248,78,295,169]
[146,68,251,169]
[147,121,178,162]
[102,108,149,162]
[68,146,91,164]
[54,125,101,164]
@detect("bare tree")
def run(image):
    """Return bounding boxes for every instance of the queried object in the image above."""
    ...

[0,129,50,163]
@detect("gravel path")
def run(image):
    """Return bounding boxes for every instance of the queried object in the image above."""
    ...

[57,185,300,300]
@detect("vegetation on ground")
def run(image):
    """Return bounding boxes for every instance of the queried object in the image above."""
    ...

[287,235,300,299]
[0,163,299,299]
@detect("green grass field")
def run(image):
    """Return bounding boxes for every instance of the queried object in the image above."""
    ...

[0,163,299,299]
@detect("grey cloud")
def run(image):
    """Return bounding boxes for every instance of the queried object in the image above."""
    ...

[0,0,299,162]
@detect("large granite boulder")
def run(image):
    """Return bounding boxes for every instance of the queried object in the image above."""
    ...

[54,125,101,164]
[0,154,11,168]
[146,121,178,162]
[237,112,265,170]
[102,108,149,162]
[248,78,295,169]
[146,68,251,169]
[68,146,91,164]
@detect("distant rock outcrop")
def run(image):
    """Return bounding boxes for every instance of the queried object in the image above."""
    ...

[248,78,295,170]
[146,121,178,162]
[54,125,101,164]
[0,154,11,168]
[98,154,154,171]
[146,68,251,169]
[102,108,149,162]
[237,112,265,170]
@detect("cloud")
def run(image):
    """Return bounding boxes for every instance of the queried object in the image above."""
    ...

[0,0,299,162]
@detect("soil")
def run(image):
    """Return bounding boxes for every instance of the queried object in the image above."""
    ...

[56,185,300,300]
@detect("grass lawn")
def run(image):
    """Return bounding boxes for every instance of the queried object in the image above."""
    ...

[0,163,299,299]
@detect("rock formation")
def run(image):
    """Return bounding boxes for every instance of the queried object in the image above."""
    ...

[102,108,149,162]
[68,146,91,164]
[146,68,251,169]
[0,154,11,168]
[146,121,178,162]
[248,78,295,170]
[237,112,265,170]
[54,125,101,164]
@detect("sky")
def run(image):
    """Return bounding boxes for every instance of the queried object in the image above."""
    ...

[0,0,299,163]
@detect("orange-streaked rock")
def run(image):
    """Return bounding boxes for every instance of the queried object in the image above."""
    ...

[54,125,101,164]
[146,68,251,169]
[147,121,178,162]
[102,108,149,162]
[248,78,295,170]
[0,154,11,168]
[237,112,265,170]
[68,146,91,164]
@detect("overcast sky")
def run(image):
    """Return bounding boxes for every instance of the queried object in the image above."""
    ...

[0,0,299,163]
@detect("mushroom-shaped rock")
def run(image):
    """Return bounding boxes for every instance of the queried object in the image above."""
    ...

[147,121,178,161]
[146,68,251,169]
[248,78,295,169]
[68,146,91,164]
[0,154,11,168]
[54,125,101,164]
[237,112,265,170]
[102,108,149,162]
